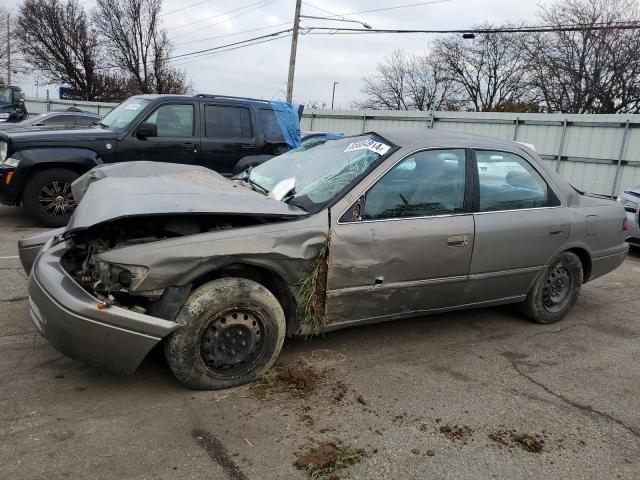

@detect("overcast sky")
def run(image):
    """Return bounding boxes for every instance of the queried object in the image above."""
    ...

[2,0,543,105]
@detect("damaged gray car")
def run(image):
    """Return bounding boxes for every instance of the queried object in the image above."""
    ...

[20,131,629,390]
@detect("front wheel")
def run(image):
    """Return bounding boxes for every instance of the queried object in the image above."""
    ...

[165,278,286,390]
[519,251,583,324]
[22,168,79,227]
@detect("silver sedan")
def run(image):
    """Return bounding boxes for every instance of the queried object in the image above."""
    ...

[20,130,629,390]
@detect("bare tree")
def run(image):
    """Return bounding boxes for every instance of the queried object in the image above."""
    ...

[358,50,458,110]
[431,26,533,111]
[93,0,187,94]
[15,0,119,100]
[526,0,640,113]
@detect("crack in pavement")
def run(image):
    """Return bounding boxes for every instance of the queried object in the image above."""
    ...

[0,296,28,303]
[509,360,640,439]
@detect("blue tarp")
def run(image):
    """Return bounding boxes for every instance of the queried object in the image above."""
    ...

[270,100,301,149]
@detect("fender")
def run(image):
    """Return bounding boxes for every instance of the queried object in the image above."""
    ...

[5,148,103,204]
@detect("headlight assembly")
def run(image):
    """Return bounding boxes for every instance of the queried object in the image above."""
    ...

[2,157,19,168]
[94,260,150,292]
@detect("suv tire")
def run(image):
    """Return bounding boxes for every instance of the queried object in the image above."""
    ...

[23,168,79,227]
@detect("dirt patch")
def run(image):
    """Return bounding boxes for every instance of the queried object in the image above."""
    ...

[440,424,474,442]
[488,429,545,453]
[249,362,327,399]
[294,442,364,479]
[331,381,348,403]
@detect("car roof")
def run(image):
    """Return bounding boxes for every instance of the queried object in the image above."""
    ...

[374,129,522,152]
[132,93,273,108]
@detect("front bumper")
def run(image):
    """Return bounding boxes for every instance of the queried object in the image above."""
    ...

[28,241,180,374]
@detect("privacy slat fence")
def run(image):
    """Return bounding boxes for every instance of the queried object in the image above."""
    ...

[24,97,640,197]
[301,110,640,197]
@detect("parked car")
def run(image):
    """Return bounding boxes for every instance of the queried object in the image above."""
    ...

[0,94,301,226]
[0,86,28,123]
[618,187,640,246]
[0,110,100,131]
[19,130,628,390]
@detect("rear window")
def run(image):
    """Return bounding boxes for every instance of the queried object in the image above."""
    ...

[259,109,285,142]
[205,105,252,138]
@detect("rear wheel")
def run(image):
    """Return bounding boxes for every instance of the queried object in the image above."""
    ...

[164,278,286,390]
[23,168,79,227]
[519,251,583,324]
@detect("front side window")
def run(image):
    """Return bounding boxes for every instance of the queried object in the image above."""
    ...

[145,104,194,137]
[205,105,252,138]
[363,149,466,220]
[475,150,556,212]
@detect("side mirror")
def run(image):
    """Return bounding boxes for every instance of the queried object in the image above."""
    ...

[135,122,157,138]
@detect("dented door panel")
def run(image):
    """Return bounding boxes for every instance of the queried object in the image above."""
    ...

[325,214,475,325]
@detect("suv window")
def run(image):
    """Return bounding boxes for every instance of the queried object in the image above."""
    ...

[41,114,74,126]
[145,104,194,137]
[205,105,252,138]
[475,150,558,212]
[259,109,285,142]
[363,149,466,220]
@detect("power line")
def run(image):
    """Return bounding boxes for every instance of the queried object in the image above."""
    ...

[165,0,272,31]
[174,21,293,46]
[161,0,215,17]
[170,0,276,40]
[301,22,640,35]
[303,0,451,19]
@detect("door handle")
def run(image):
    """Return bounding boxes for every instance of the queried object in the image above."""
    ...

[241,145,255,150]
[183,142,198,152]
[549,225,565,236]
[446,235,469,247]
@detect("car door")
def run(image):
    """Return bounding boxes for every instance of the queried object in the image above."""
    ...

[117,102,200,164]
[199,104,256,175]
[466,149,570,303]
[325,148,475,326]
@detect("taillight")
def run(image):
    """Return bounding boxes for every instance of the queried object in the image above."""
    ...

[623,218,629,231]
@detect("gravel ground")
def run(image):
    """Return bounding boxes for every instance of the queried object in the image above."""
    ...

[0,205,638,480]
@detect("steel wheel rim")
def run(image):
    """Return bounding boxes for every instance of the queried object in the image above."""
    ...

[542,263,573,313]
[200,308,265,375]
[39,181,76,218]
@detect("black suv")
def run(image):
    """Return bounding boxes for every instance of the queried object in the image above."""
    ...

[0,94,300,226]
[0,86,28,123]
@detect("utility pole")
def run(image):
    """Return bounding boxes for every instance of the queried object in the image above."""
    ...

[6,14,10,86]
[286,0,302,103]
[331,82,338,109]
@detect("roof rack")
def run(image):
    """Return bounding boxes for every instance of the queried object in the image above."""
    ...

[194,93,273,104]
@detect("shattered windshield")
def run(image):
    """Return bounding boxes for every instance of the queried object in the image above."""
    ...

[100,97,152,130]
[249,134,393,212]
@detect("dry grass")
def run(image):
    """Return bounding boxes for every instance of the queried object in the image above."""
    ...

[297,236,331,336]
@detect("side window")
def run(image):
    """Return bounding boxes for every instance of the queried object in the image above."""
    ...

[475,150,558,212]
[259,109,285,142]
[77,115,98,127]
[144,104,194,137]
[41,115,74,126]
[205,105,252,138]
[363,149,466,220]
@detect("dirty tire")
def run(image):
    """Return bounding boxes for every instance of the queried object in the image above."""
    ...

[23,168,79,227]
[165,278,286,390]
[519,251,583,324]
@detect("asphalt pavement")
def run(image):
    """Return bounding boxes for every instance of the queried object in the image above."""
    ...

[1,205,638,480]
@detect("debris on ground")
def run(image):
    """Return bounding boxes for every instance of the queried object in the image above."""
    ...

[356,395,368,405]
[488,429,544,453]
[249,361,327,399]
[410,448,420,455]
[294,442,364,479]
[331,381,348,403]
[439,424,474,442]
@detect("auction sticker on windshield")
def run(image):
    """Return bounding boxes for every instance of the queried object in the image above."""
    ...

[125,103,143,110]
[344,139,391,156]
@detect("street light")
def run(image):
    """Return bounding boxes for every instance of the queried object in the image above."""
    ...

[331,82,338,109]
[299,15,372,30]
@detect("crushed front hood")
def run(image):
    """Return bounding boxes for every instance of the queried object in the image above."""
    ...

[66,161,307,233]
